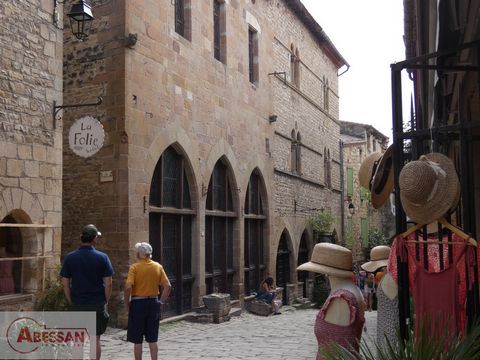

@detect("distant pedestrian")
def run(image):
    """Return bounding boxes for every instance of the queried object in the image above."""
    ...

[61,224,114,360]
[124,242,171,360]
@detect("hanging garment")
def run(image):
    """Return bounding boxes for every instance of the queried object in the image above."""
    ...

[376,275,398,349]
[388,233,476,336]
[314,289,365,360]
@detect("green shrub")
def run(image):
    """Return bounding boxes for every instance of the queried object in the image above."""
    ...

[311,274,330,308]
[308,212,335,234]
[35,265,69,311]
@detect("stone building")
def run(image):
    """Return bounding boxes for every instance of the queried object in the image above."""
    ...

[340,121,395,262]
[61,0,347,323]
[0,1,63,309]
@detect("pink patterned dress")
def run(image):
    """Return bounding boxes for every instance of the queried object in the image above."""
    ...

[314,289,365,360]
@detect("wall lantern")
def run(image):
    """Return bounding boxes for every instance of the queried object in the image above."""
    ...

[67,1,94,41]
[348,202,355,215]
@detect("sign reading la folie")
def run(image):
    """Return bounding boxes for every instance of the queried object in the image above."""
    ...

[68,116,105,158]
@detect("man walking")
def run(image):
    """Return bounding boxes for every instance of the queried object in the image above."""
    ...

[61,224,114,360]
[124,242,171,360]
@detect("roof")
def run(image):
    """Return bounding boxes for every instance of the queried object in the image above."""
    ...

[285,1,349,69]
[340,121,389,143]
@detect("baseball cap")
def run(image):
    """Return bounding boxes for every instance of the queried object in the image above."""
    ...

[82,224,102,239]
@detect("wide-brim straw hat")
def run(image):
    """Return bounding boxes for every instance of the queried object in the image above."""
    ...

[297,243,353,278]
[358,152,383,189]
[399,153,459,225]
[361,246,390,273]
[371,144,395,209]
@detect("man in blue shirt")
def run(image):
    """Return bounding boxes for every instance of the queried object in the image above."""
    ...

[61,224,114,360]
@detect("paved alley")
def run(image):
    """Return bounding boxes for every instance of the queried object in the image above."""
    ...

[102,308,377,360]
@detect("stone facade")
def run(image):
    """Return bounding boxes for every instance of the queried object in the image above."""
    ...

[62,0,346,324]
[0,0,63,308]
[340,121,395,262]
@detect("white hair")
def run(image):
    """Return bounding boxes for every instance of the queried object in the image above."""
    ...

[135,242,153,259]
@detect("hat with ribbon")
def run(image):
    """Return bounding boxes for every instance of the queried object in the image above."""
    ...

[371,144,395,209]
[358,152,383,189]
[399,152,459,225]
[297,243,353,278]
[361,246,390,273]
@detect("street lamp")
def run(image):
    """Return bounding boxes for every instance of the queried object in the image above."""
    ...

[67,1,94,41]
[348,202,355,215]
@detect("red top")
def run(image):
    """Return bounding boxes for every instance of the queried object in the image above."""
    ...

[314,289,365,360]
[388,233,476,337]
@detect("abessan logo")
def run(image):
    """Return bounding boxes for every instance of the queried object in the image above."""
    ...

[6,317,88,354]
[0,312,96,359]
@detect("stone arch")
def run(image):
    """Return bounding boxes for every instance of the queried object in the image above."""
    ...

[274,228,295,304]
[0,190,45,295]
[145,125,201,204]
[204,139,240,211]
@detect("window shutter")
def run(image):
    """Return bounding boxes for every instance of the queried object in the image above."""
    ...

[347,167,353,196]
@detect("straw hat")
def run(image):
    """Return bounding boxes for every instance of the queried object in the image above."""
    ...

[399,153,459,225]
[358,152,382,189]
[361,246,390,273]
[371,144,395,209]
[297,243,353,278]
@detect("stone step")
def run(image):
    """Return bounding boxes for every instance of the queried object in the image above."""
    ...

[230,306,242,317]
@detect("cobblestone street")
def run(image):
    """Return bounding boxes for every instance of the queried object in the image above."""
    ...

[102,308,377,360]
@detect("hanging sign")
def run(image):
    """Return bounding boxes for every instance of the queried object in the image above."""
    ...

[68,116,105,158]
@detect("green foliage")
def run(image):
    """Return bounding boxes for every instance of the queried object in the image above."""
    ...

[321,318,480,360]
[34,265,69,311]
[365,228,389,253]
[308,211,335,234]
[311,274,330,308]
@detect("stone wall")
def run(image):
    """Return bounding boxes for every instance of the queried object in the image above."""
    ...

[62,0,346,323]
[0,0,63,307]
[342,136,395,262]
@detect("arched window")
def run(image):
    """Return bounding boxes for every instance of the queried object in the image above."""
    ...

[327,149,332,188]
[0,215,22,296]
[244,171,266,295]
[290,46,300,87]
[149,146,194,318]
[276,231,291,304]
[205,159,236,294]
[323,76,329,111]
[291,130,301,174]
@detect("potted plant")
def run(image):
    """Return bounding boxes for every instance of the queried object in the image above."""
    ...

[308,211,335,243]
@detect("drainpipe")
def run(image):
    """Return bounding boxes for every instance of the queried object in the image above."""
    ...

[339,139,345,244]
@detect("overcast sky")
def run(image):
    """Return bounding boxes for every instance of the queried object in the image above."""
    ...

[301,0,407,141]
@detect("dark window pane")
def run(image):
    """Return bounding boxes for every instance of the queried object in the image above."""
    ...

[182,217,192,275]
[213,217,225,271]
[150,160,162,206]
[162,147,180,207]
[150,213,161,262]
[205,218,212,273]
[162,215,178,279]
[183,170,191,208]
[175,0,185,36]
[248,29,255,83]
[213,0,220,60]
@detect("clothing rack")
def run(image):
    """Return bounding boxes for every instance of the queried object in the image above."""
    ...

[391,40,480,341]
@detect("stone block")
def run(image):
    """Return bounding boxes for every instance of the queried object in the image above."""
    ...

[7,159,23,177]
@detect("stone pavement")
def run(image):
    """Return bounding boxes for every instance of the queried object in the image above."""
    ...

[102,308,377,360]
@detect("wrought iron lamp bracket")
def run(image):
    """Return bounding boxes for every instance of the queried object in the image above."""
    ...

[53,97,103,129]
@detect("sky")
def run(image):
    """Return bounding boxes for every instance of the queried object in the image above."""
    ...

[301,0,407,141]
